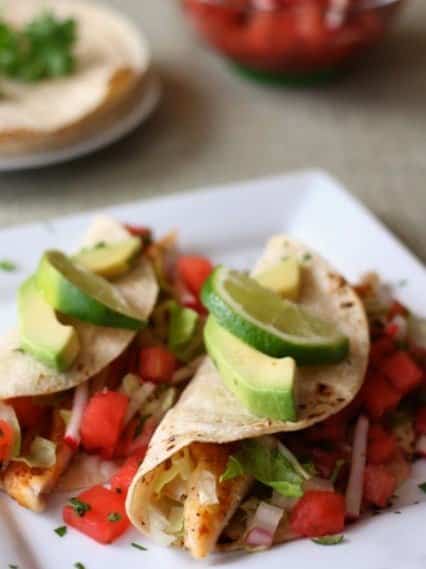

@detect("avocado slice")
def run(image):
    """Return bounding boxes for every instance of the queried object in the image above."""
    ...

[35,250,145,330]
[255,257,301,300]
[74,237,141,279]
[18,277,80,371]
[204,316,297,421]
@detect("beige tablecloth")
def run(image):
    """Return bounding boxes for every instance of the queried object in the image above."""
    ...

[0,0,425,263]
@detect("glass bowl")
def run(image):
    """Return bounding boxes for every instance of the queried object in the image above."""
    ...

[181,0,404,84]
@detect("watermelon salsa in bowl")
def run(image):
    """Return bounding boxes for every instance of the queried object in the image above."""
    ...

[181,0,404,83]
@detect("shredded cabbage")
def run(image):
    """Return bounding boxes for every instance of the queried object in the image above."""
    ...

[153,447,193,496]
[0,402,21,458]
[148,507,177,546]
[120,373,155,424]
[144,386,177,420]
[197,470,218,505]
[14,436,56,468]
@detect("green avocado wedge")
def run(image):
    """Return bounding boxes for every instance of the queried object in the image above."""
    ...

[18,277,80,371]
[204,316,297,421]
[201,266,349,365]
[35,250,145,330]
[74,237,141,279]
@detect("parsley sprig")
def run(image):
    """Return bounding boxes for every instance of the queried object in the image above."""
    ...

[68,497,91,517]
[0,11,77,82]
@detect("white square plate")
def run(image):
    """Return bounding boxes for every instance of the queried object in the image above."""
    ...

[1,171,425,569]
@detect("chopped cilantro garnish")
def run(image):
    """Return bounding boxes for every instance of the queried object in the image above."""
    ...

[312,535,345,546]
[131,542,148,551]
[330,459,346,484]
[54,525,67,537]
[9,565,19,569]
[107,512,121,522]
[0,12,77,82]
[418,482,426,493]
[68,497,91,517]
[302,253,312,262]
[74,563,86,569]
[0,260,16,272]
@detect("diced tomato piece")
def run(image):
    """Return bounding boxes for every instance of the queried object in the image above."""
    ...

[0,419,14,461]
[306,414,347,443]
[80,391,128,459]
[363,372,401,420]
[176,255,213,297]
[367,424,397,465]
[290,491,345,538]
[363,464,396,508]
[63,485,129,544]
[110,455,142,496]
[382,351,423,396]
[369,336,396,368]
[8,396,45,430]
[139,345,177,383]
[415,406,426,435]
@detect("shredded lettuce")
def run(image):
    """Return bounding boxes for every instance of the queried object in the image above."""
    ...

[153,447,193,496]
[144,386,177,420]
[220,439,304,498]
[14,436,56,468]
[0,402,21,458]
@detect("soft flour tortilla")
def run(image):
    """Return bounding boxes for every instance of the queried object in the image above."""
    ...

[0,0,150,154]
[0,215,158,399]
[126,235,370,542]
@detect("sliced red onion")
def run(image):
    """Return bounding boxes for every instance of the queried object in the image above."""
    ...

[416,434,426,457]
[64,383,89,450]
[345,415,369,520]
[326,0,350,29]
[388,315,408,342]
[245,501,284,548]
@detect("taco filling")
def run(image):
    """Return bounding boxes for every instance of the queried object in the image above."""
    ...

[0,215,211,532]
[126,237,426,559]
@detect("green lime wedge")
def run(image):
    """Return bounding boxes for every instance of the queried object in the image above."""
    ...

[201,266,349,365]
[35,250,145,330]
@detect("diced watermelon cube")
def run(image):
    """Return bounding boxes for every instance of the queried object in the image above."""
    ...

[382,351,423,396]
[367,424,397,465]
[290,491,345,537]
[363,464,396,508]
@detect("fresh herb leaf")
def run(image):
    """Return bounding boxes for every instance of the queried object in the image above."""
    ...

[418,482,426,493]
[0,259,16,271]
[107,512,121,522]
[312,535,345,546]
[0,11,76,82]
[131,542,148,551]
[68,497,91,517]
[13,347,25,354]
[220,455,245,482]
[74,563,86,569]
[94,241,107,249]
[302,253,312,262]
[54,525,67,537]
[8,565,19,569]
[330,459,346,484]
[220,440,304,498]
